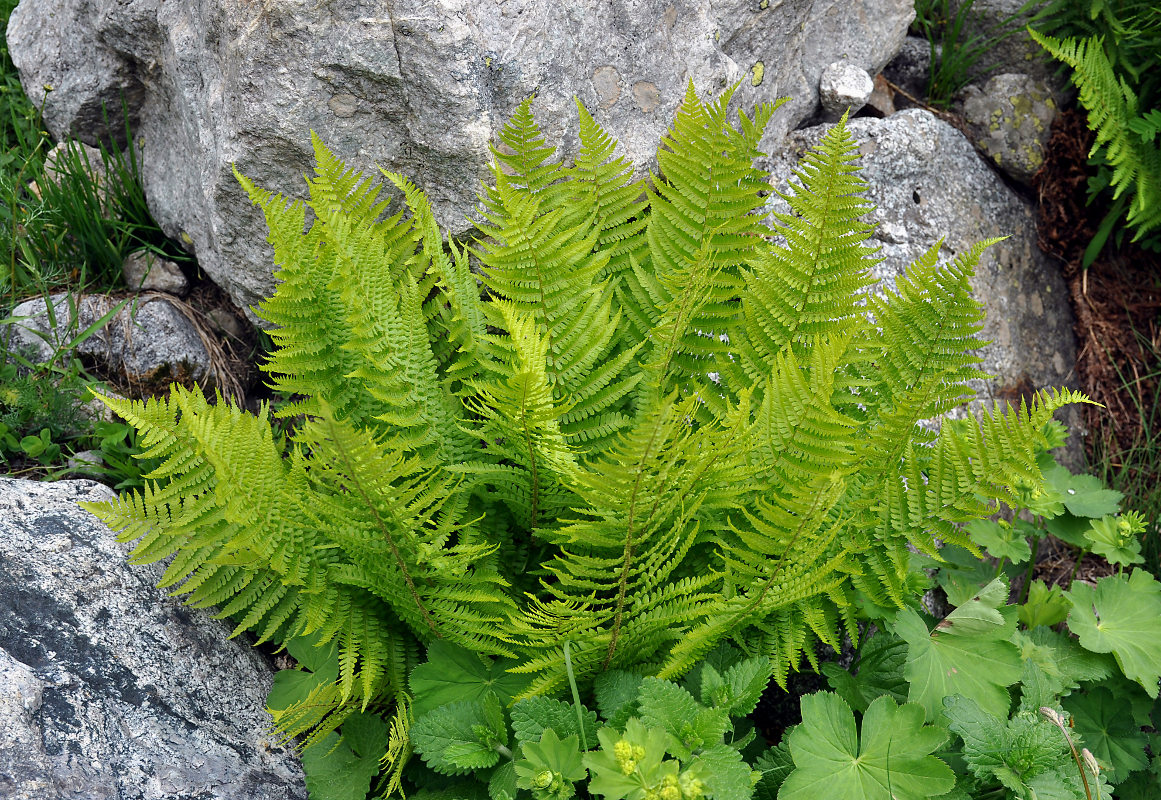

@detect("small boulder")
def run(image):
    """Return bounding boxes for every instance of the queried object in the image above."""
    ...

[7,293,213,386]
[122,251,190,296]
[882,35,936,108]
[763,109,1083,464]
[0,477,307,800]
[959,72,1057,185]
[819,61,875,118]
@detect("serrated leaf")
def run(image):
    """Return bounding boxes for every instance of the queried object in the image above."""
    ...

[490,761,518,800]
[753,742,794,800]
[411,695,509,775]
[410,641,533,719]
[1062,686,1149,783]
[779,693,954,800]
[893,600,1022,722]
[943,695,1081,798]
[594,670,643,724]
[1066,570,1161,698]
[301,728,383,800]
[684,744,753,800]
[821,632,909,714]
[1018,580,1072,629]
[699,656,771,717]
[967,519,1032,564]
[637,677,730,759]
[1014,626,1112,711]
[511,696,598,746]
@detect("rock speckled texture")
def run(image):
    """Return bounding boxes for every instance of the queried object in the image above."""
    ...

[959,72,1057,185]
[8,293,212,385]
[818,61,874,117]
[0,478,307,800]
[763,109,1082,458]
[7,0,914,319]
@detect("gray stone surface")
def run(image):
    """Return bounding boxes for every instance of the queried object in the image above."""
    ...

[0,478,307,800]
[7,0,914,320]
[122,251,189,295]
[762,109,1082,455]
[882,35,935,108]
[8,293,213,385]
[959,72,1057,184]
[818,61,874,117]
[951,0,1065,95]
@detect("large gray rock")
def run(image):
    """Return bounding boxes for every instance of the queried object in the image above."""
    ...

[8,293,214,386]
[7,0,914,318]
[0,478,307,800]
[762,109,1081,452]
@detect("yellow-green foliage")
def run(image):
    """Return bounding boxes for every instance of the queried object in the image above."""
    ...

[82,84,1084,741]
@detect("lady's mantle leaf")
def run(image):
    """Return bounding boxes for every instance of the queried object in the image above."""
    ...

[1066,570,1161,698]
[779,693,954,800]
[1013,626,1112,711]
[967,519,1032,564]
[515,729,587,800]
[410,641,532,719]
[822,632,909,714]
[892,579,1022,722]
[300,712,388,800]
[411,694,509,775]
[1062,686,1149,782]
[1083,514,1146,568]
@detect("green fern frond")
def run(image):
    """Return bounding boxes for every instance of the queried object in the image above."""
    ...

[1030,30,1161,238]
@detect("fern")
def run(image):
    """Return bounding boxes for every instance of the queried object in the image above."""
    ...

[81,86,1086,768]
[1030,30,1161,251]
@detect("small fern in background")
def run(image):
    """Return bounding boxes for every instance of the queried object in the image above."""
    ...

[1031,23,1161,265]
[81,85,1084,794]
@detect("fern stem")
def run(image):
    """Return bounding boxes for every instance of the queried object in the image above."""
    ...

[604,407,667,668]
[322,415,442,636]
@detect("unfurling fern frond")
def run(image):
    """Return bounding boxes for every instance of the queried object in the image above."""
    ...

[84,87,1086,788]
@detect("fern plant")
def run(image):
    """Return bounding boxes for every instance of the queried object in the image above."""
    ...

[1029,29,1161,265]
[81,85,1084,755]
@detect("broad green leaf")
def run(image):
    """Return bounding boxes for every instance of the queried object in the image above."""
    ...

[967,519,1032,564]
[893,605,1021,722]
[267,633,340,712]
[593,670,643,725]
[411,694,509,775]
[511,696,598,746]
[1062,686,1148,783]
[637,677,730,759]
[301,718,386,800]
[935,544,1004,607]
[1083,514,1145,567]
[1014,627,1112,711]
[1044,512,1094,548]
[490,761,518,800]
[684,744,753,800]
[943,695,1082,798]
[1018,580,1072,629]
[1059,472,1123,518]
[585,719,673,800]
[700,656,771,717]
[779,693,954,800]
[821,632,908,713]
[753,742,794,800]
[514,729,587,800]
[410,641,533,719]
[1066,570,1161,698]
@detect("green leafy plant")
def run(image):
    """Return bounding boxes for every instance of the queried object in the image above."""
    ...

[911,0,1045,107]
[1029,23,1161,265]
[79,85,1086,794]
